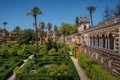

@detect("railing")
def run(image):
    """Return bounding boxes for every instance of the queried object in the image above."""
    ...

[81,46,120,78]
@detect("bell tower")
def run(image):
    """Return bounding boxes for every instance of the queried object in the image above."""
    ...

[78,16,90,32]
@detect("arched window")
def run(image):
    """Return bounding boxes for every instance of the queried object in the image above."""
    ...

[84,25,87,30]
[109,33,114,50]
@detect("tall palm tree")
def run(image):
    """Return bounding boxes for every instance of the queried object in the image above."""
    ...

[39,22,45,31]
[54,25,58,32]
[27,6,42,55]
[47,23,52,35]
[87,6,96,27]
[32,23,35,44]
[14,26,20,42]
[15,26,20,37]
[54,25,58,41]
[3,21,8,35]
[39,22,45,44]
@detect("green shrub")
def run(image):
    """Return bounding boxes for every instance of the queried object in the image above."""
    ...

[0,48,8,57]
[48,48,57,56]
[58,47,69,56]
[70,46,76,56]
[48,63,69,76]
[39,45,46,55]
[13,66,23,74]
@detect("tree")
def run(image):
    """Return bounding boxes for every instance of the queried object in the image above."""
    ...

[27,6,42,55]
[103,6,114,20]
[15,26,20,42]
[75,16,79,26]
[54,25,58,41]
[54,25,58,32]
[3,21,8,35]
[19,29,35,44]
[114,1,120,16]
[39,22,45,31]
[87,6,96,27]
[47,23,52,35]
[38,22,45,44]
[59,23,78,43]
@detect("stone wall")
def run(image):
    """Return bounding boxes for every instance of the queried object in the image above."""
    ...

[81,46,120,78]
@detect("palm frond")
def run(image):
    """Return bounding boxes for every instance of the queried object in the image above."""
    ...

[26,12,32,16]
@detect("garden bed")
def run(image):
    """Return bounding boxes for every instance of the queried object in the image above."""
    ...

[15,55,79,80]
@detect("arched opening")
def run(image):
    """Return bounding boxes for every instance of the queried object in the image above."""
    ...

[109,33,114,50]
[84,25,87,30]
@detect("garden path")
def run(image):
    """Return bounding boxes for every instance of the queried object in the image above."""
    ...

[7,54,34,80]
[70,52,89,80]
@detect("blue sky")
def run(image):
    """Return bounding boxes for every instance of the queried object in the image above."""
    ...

[0,0,119,31]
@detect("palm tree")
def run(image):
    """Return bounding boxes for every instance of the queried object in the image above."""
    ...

[39,22,45,31]
[54,25,58,41]
[39,22,45,44]
[15,26,20,37]
[47,23,52,35]
[87,6,96,27]
[3,21,8,35]
[32,23,35,44]
[27,6,42,55]
[54,25,58,32]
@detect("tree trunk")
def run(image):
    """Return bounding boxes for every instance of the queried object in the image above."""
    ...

[34,16,39,57]
[90,13,93,27]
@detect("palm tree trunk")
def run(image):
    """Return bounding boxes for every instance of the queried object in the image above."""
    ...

[4,25,6,35]
[90,13,93,27]
[63,35,65,44]
[17,29,18,42]
[34,16,39,55]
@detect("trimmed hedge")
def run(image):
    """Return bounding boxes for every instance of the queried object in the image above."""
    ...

[78,52,118,80]
[0,59,23,80]
[15,56,80,80]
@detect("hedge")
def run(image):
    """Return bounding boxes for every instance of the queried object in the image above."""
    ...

[15,56,80,80]
[0,59,23,80]
[78,52,118,80]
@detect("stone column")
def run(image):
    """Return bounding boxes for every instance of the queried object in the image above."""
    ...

[105,38,107,48]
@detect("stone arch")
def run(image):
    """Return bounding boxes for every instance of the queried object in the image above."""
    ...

[109,33,114,50]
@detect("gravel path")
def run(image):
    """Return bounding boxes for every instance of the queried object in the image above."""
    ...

[70,56,89,80]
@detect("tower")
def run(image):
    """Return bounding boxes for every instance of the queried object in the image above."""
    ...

[78,16,90,33]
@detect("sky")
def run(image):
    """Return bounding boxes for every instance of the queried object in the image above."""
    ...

[0,0,119,31]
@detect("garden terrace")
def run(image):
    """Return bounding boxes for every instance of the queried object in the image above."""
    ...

[15,43,80,80]
[15,55,80,80]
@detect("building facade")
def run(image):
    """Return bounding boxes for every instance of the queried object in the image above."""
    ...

[77,16,120,78]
